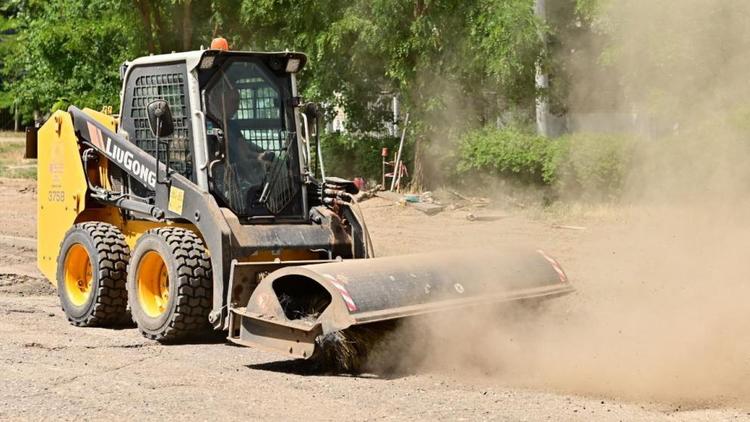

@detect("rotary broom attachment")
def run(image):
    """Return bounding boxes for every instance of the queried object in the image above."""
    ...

[276,290,397,372]
[229,248,573,371]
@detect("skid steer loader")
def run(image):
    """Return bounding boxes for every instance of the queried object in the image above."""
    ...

[30,41,573,366]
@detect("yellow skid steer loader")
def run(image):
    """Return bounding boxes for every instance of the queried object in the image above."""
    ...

[30,42,573,367]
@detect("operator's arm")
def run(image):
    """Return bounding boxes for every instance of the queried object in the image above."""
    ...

[227,123,274,162]
[245,140,264,154]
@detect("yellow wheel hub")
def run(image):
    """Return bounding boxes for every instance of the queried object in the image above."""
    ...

[138,251,170,317]
[63,244,94,306]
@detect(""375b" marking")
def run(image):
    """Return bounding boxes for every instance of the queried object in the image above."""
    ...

[48,190,65,202]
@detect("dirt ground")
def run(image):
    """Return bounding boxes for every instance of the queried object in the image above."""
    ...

[0,176,748,421]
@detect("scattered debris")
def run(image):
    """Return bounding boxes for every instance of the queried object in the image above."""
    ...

[449,189,471,202]
[466,213,505,222]
[376,191,444,215]
[84,343,152,350]
[354,184,382,202]
[18,185,36,194]
[552,224,587,231]
[5,308,37,314]
[448,190,491,209]
[22,342,66,351]
[403,194,420,203]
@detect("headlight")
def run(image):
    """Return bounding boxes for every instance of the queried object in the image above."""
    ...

[285,58,301,73]
[200,55,215,69]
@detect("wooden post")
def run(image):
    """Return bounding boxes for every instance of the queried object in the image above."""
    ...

[390,113,409,192]
[13,101,19,132]
[381,147,389,187]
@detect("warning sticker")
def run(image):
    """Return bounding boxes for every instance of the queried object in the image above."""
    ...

[168,187,184,215]
[323,274,358,312]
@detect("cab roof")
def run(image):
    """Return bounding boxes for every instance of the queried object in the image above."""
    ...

[123,49,308,76]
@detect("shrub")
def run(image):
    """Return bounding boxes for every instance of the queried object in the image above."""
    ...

[457,126,556,185]
[456,125,638,200]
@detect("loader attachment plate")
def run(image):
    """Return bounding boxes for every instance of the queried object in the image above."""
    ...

[228,248,573,359]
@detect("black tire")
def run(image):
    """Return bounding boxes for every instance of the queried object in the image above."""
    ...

[56,222,130,327]
[127,227,212,342]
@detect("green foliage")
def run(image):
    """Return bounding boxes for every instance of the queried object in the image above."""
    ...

[471,0,545,105]
[141,1,220,53]
[457,126,637,199]
[0,0,591,193]
[575,0,605,19]
[238,0,548,157]
[0,1,24,111]
[457,126,555,185]
[1,0,143,121]
[320,132,408,184]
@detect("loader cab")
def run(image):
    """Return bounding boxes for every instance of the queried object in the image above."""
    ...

[119,49,309,222]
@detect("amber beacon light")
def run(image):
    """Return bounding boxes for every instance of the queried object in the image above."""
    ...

[210,37,229,51]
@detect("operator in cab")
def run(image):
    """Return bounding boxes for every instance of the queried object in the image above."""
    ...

[205,71,280,212]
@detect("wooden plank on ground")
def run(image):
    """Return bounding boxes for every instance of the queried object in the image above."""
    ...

[410,201,444,215]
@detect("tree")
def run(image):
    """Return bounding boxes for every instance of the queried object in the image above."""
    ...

[1,0,143,122]
[130,0,226,53]
[0,0,240,123]
[238,0,547,188]
[0,1,22,117]
[1,0,564,189]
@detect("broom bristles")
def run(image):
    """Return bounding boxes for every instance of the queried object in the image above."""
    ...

[311,325,387,373]
[278,292,394,373]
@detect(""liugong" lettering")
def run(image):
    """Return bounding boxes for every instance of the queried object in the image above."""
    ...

[105,138,157,189]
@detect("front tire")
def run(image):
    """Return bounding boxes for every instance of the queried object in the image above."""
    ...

[127,227,212,342]
[56,222,130,327]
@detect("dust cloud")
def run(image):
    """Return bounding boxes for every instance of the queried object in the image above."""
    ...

[366,0,750,406]
[373,211,750,405]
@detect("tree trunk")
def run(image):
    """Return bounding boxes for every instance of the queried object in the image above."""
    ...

[13,102,19,132]
[133,0,155,54]
[182,0,193,51]
[408,0,429,191]
[152,3,165,52]
[534,0,549,137]
[414,0,428,18]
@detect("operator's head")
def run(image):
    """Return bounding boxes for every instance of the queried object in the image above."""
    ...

[207,78,241,120]
[224,87,240,118]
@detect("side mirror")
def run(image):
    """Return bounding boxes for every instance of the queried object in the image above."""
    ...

[303,102,320,120]
[147,100,174,138]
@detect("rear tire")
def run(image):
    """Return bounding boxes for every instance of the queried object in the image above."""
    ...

[56,222,130,327]
[127,227,212,342]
